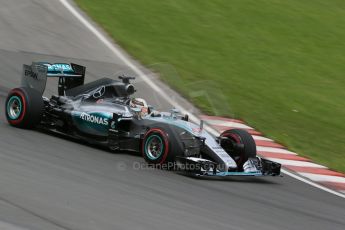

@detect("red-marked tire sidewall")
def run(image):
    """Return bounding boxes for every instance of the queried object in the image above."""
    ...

[6,89,27,126]
[142,128,170,165]
[220,129,256,169]
[5,87,43,129]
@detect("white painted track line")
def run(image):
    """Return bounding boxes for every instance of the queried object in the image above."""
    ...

[60,0,345,199]
[282,169,345,198]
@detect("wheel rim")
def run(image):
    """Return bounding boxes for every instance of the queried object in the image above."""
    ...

[145,135,164,160]
[7,96,22,120]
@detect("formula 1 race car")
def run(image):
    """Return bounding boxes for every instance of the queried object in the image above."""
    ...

[5,62,281,177]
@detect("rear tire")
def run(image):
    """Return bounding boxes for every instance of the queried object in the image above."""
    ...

[219,129,256,170]
[5,87,43,129]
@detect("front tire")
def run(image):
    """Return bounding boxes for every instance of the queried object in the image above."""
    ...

[5,87,43,129]
[142,127,183,167]
[219,129,256,170]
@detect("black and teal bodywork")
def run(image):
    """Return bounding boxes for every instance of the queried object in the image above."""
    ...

[14,62,281,177]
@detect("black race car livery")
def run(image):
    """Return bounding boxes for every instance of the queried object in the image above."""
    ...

[5,62,281,177]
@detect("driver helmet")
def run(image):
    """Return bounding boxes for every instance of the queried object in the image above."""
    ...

[130,98,149,116]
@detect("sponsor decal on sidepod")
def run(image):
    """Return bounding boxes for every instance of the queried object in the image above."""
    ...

[80,112,109,126]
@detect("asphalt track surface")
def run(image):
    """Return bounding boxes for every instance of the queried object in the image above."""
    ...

[0,1,344,230]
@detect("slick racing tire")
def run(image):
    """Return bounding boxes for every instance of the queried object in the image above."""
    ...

[142,127,183,167]
[219,129,256,170]
[5,87,43,129]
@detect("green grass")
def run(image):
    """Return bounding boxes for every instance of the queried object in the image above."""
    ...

[75,0,345,172]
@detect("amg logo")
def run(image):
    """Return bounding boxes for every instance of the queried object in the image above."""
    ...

[80,112,109,126]
[24,69,38,79]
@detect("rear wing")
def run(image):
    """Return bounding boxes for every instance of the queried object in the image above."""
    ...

[21,62,86,96]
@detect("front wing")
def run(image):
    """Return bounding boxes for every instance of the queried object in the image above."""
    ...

[175,157,281,177]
